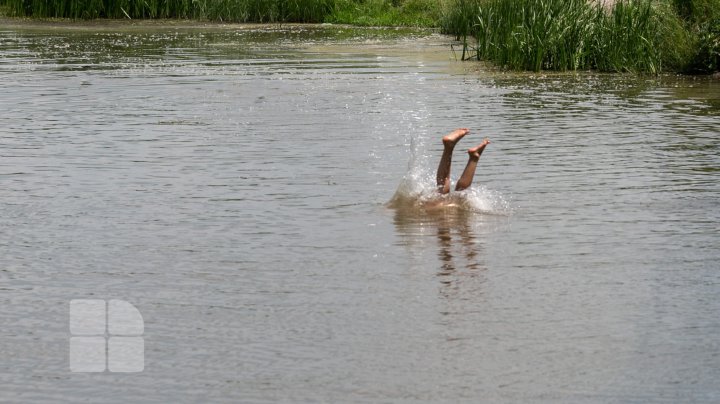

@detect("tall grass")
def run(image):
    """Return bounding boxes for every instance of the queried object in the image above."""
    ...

[593,0,667,72]
[328,0,441,27]
[6,0,335,21]
[442,0,694,73]
[438,0,481,38]
[673,0,720,72]
[5,0,440,25]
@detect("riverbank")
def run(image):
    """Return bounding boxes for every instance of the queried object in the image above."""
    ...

[0,16,443,42]
[0,0,443,26]
[0,15,328,31]
[2,0,718,74]
[442,0,719,74]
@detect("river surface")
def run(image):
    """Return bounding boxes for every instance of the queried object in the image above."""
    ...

[1,23,719,403]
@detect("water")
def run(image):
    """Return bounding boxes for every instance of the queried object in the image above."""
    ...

[1,23,719,403]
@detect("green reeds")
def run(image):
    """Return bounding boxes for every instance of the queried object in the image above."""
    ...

[443,0,694,73]
[323,0,441,27]
[5,0,437,25]
[476,0,599,71]
[593,0,663,72]
[6,0,336,22]
[673,0,720,72]
[441,0,482,40]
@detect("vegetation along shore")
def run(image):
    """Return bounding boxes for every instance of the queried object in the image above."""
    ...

[1,0,718,73]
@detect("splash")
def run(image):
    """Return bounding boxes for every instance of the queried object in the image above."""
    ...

[387,137,512,216]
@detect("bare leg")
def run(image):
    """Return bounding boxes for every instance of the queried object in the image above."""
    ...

[436,128,469,194]
[455,138,490,191]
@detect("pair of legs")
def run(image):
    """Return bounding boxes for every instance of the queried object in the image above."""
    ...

[436,128,490,194]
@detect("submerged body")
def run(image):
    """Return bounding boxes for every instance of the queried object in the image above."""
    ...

[387,128,491,213]
[421,193,467,210]
[426,128,490,210]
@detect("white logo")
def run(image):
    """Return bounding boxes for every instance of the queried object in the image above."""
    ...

[69,299,144,372]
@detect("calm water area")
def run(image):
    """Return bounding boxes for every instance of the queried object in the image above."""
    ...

[1,23,719,402]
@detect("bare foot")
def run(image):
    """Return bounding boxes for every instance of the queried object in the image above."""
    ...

[468,138,490,159]
[442,128,470,148]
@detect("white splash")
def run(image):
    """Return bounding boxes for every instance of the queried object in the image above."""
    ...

[388,136,512,216]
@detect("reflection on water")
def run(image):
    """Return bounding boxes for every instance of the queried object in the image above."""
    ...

[394,208,487,272]
[2,24,720,403]
[391,201,515,311]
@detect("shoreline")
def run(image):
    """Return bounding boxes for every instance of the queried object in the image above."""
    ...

[0,16,404,32]
[1,16,716,78]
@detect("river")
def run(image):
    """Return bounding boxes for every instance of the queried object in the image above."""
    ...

[1,23,719,403]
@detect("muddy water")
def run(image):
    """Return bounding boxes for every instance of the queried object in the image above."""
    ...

[1,24,719,402]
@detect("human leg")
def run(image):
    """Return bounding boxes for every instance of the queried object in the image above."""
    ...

[436,128,469,194]
[455,138,490,191]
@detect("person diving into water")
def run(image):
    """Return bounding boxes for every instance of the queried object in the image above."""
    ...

[388,128,491,211]
[436,128,490,194]
[424,128,490,209]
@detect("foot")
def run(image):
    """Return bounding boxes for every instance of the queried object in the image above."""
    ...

[468,138,490,159]
[442,128,470,148]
